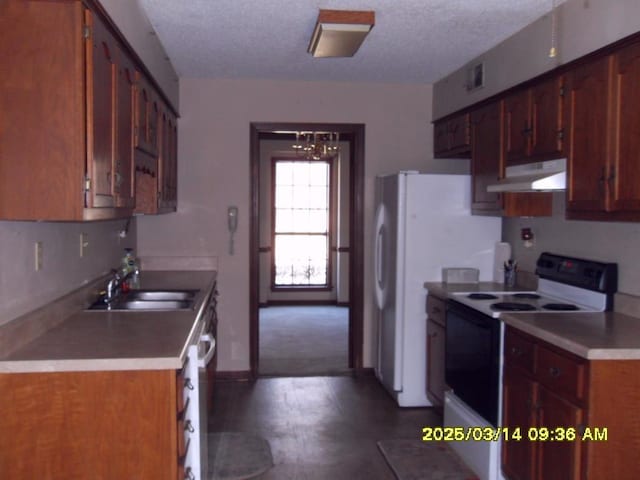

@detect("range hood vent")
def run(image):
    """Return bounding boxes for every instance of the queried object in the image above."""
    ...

[487,158,566,193]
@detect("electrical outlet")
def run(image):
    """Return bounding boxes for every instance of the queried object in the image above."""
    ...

[80,233,89,257]
[35,241,43,271]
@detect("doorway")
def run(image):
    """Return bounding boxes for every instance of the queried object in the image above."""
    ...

[249,123,365,377]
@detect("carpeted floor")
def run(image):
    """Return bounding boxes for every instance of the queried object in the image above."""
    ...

[259,306,349,376]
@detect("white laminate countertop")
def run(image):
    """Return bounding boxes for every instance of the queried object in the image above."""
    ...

[424,281,640,361]
[0,271,217,373]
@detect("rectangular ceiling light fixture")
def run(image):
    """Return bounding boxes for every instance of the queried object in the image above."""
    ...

[308,9,375,58]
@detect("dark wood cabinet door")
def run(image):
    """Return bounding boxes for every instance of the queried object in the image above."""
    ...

[565,56,611,214]
[504,90,531,165]
[86,9,116,208]
[502,366,537,480]
[471,102,502,214]
[448,113,470,152]
[433,120,449,156]
[609,41,640,212]
[426,318,445,406]
[115,47,135,208]
[536,387,584,480]
[530,76,565,160]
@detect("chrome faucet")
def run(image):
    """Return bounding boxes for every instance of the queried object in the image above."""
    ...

[105,270,122,303]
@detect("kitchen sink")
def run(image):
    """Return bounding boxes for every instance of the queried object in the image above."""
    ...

[87,289,199,311]
[126,290,198,301]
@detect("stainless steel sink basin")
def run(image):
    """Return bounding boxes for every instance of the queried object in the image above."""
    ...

[127,290,198,301]
[86,289,199,311]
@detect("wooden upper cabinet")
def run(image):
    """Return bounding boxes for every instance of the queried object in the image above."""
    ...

[503,89,531,164]
[135,74,160,158]
[0,1,146,220]
[565,56,612,216]
[504,76,565,166]
[86,9,117,209]
[114,45,136,208]
[608,40,640,214]
[566,41,640,221]
[159,111,178,212]
[470,102,503,214]
[433,112,471,158]
[530,76,565,159]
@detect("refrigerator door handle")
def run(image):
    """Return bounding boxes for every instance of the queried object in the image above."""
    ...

[374,204,386,309]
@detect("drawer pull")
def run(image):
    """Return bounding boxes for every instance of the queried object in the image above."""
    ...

[549,366,561,378]
[184,378,195,391]
[185,420,195,433]
[510,346,522,357]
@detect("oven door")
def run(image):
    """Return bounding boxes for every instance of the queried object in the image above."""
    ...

[445,300,501,426]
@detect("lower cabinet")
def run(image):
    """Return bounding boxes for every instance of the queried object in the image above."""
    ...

[501,326,640,480]
[0,369,185,479]
[426,294,446,407]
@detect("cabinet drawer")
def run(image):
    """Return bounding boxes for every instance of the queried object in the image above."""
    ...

[537,346,587,402]
[504,328,535,374]
[426,295,446,327]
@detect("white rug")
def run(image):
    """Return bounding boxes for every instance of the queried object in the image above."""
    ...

[208,432,273,480]
[377,439,478,480]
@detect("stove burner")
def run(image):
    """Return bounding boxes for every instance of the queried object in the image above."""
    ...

[543,303,580,311]
[511,293,541,299]
[467,293,499,300]
[490,302,537,312]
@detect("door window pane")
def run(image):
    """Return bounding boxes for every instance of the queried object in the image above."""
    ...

[273,160,330,286]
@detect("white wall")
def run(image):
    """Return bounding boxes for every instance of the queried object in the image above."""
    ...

[137,78,454,371]
[0,219,136,326]
[433,0,640,118]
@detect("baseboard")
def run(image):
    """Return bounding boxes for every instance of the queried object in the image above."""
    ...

[352,367,375,377]
[216,370,253,382]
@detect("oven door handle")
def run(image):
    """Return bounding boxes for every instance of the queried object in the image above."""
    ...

[197,333,216,368]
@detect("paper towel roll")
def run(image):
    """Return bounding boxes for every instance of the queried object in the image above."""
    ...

[494,242,512,283]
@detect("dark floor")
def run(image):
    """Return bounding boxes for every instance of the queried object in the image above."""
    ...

[209,375,443,479]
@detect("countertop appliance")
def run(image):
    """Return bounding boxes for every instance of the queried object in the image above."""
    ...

[444,252,617,480]
[374,172,501,407]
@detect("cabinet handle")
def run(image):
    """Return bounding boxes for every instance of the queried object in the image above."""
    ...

[510,346,522,357]
[549,366,561,378]
[184,467,196,480]
[184,378,195,390]
[598,166,606,191]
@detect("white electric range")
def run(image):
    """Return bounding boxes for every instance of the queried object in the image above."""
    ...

[443,252,618,480]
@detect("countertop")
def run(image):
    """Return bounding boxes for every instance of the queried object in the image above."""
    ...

[0,270,217,373]
[424,281,640,360]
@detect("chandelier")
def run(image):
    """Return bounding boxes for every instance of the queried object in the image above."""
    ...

[292,132,340,160]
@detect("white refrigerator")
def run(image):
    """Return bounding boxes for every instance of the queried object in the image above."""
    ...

[374,172,501,407]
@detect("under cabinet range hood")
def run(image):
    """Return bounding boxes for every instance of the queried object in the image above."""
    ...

[487,158,566,192]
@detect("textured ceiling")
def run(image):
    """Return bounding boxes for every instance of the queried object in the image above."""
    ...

[139,0,560,84]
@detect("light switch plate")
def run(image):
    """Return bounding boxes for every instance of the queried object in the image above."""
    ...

[80,233,89,257]
[35,241,43,271]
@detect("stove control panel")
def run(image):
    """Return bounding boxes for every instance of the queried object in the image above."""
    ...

[536,252,617,293]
